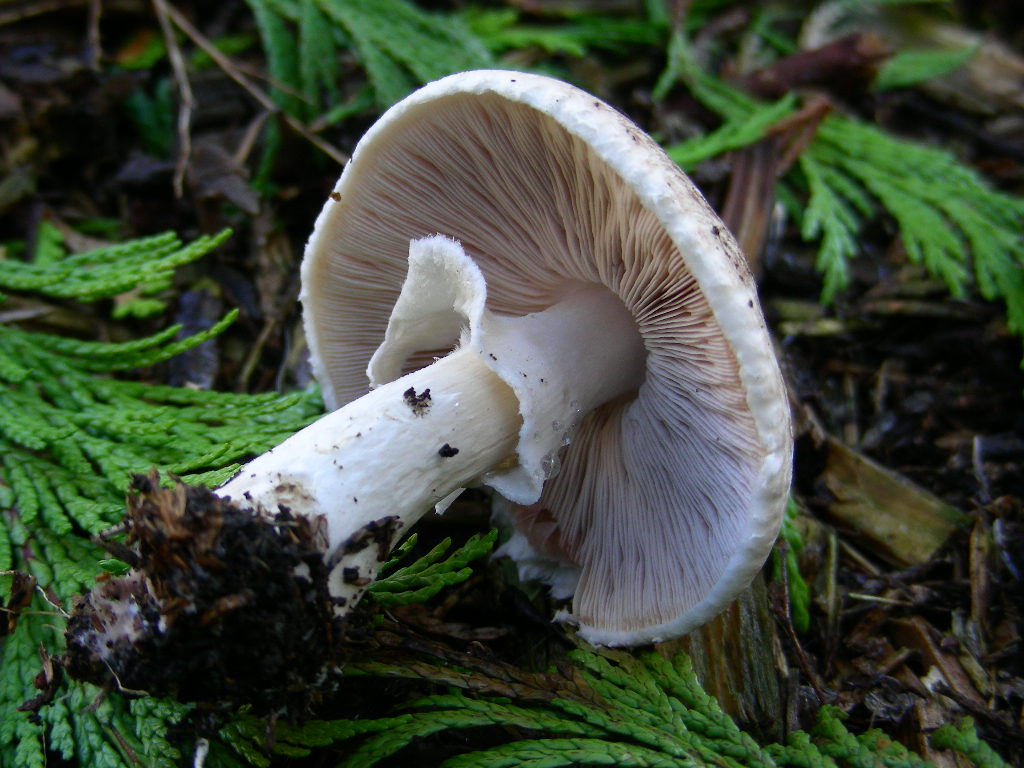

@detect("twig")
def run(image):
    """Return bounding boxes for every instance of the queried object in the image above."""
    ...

[971,436,992,503]
[740,33,890,100]
[233,109,274,167]
[0,0,87,26]
[101,723,144,767]
[158,1,349,167]
[719,137,779,276]
[720,96,830,275]
[846,592,913,606]
[236,316,279,392]
[772,96,831,173]
[0,307,52,323]
[770,542,830,704]
[152,0,193,198]
[85,0,102,70]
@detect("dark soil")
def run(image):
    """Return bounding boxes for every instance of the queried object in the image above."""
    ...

[64,472,341,717]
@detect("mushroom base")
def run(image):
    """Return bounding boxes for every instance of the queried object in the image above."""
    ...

[64,472,345,714]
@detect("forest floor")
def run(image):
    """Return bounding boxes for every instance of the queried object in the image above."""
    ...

[1,1,1022,766]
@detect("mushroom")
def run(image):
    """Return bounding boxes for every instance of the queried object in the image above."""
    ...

[65,70,792,701]
[218,69,792,646]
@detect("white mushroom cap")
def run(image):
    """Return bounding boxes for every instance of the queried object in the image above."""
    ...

[301,70,792,646]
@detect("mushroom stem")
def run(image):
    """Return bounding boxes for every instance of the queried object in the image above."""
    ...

[218,235,647,609]
[217,346,520,605]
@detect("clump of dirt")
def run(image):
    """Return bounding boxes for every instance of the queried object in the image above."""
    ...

[64,471,341,715]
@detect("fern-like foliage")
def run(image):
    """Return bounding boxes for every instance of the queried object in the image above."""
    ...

[243,0,493,112]
[801,117,1024,321]
[225,645,1005,767]
[659,32,1024,346]
[371,529,499,606]
[461,7,663,58]
[666,91,799,169]
[0,222,230,317]
[873,45,978,92]
[0,226,323,768]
